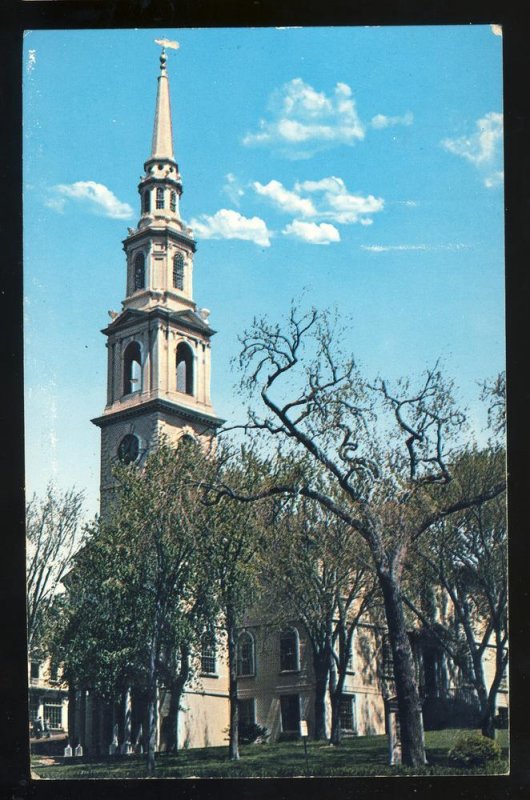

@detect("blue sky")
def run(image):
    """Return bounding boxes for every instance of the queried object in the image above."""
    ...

[23,26,505,518]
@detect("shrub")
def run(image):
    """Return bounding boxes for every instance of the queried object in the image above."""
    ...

[238,722,269,744]
[448,732,501,767]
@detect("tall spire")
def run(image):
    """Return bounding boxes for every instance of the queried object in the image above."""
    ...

[151,49,175,160]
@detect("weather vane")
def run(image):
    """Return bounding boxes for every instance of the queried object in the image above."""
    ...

[154,38,180,53]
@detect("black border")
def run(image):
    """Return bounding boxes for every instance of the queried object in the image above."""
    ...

[2,2,529,799]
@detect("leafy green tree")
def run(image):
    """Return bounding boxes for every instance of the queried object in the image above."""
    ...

[53,440,213,773]
[404,447,507,738]
[203,447,269,760]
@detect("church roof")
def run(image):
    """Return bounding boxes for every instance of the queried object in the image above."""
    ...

[150,49,175,161]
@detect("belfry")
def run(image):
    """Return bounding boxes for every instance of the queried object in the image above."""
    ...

[92,47,223,500]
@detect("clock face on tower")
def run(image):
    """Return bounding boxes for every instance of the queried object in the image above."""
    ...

[118,434,139,465]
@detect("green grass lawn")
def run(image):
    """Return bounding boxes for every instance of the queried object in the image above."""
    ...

[31,728,509,780]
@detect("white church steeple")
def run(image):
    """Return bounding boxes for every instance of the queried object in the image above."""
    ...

[92,47,223,497]
[120,46,198,314]
[150,48,175,161]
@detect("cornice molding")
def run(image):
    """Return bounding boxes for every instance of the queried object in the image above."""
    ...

[92,397,225,430]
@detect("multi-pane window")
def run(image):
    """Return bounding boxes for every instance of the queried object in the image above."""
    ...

[173,252,184,290]
[142,190,151,213]
[382,634,394,680]
[237,632,255,676]
[29,696,39,721]
[156,187,165,209]
[49,663,59,682]
[134,253,145,291]
[339,696,355,731]
[280,629,299,672]
[201,633,216,675]
[170,191,177,212]
[43,703,63,729]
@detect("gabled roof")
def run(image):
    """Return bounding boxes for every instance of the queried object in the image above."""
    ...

[102,306,217,337]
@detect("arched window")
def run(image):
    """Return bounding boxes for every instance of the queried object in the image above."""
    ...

[176,342,193,395]
[200,632,216,675]
[237,632,255,677]
[133,253,145,291]
[142,190,151,213]
[280,628,299,672]
[156,187,165,209]
[173,252,184,290]
[170,191,177,212]
[123,341,142,395]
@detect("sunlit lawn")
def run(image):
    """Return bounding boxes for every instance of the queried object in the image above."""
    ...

[31,728,509,779]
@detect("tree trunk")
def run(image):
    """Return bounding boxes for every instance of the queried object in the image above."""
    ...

[67,680,76,748]
[313,652,329,741]
[330,668,347,745]
[164,645,190,753]
[227,609,240,760]
[379,569,426,767]
[146,611,160,775]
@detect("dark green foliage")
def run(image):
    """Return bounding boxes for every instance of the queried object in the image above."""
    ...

[237,722,269,744]
[422,695,481,731]
[448,732,502,767]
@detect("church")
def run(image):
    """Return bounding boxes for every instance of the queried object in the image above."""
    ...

[62,48,506,756]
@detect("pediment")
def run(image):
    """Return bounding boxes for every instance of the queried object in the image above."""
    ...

[102,306,216,337]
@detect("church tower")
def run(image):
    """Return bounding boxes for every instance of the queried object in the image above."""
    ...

[92,48,223,499]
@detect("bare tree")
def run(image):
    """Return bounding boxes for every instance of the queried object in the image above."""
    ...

[216,307,505,766]
[26,484,84,653]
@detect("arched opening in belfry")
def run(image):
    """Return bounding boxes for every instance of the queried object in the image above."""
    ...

[133,253,145,291]
[176,342,194,395]
[123,341,142,395]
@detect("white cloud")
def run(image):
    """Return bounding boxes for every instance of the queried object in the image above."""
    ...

[283,220,340,245]
[442,112,503,189]
[243,78,365,156]
[491,24,502,36]
[361,243,469,253]
[44,196,66,213]
[296,176,346,194]
[253,176,384,226]
[484,170,504,188]
[189,209,271,247]
[222,173,245,206]
[50,181,134,219]
[253,180,316,216]
[370,111,413,129]
[442,112,503,166]
[295,176,384,224]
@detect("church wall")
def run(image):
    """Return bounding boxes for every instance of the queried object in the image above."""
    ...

[236,621,386,740]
